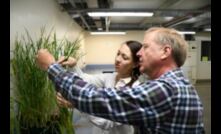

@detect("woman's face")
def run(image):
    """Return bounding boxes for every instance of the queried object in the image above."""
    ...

[115,44,135,78]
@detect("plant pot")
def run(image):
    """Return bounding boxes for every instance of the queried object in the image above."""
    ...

[19,119,61,134]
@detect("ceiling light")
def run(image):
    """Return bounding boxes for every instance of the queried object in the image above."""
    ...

[178,31,196,35]
[72,14,80,18]
[164,17,174,21]
[204,28,211,32]
[88,12,154,17]
[90,32,126,35]
[97,28,103,31]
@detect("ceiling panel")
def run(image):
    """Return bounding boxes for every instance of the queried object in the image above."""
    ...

[110,17,144,23]
[169,0,211,9]
[57,0,211,32]
[112,0,167,9]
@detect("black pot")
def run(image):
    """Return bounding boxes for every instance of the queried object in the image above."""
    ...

[19,121,60,134]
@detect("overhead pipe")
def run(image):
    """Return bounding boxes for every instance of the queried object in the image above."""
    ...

[97,0,110,31]
[68,0,91,30]
[105,17,110,31]
[162,5,210,28]
[162,14,193,27]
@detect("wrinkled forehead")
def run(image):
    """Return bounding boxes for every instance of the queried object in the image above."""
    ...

[143,31,158,42]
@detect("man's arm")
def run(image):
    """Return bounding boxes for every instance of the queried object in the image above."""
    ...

[35,48,174,126]
[48,63,174,126]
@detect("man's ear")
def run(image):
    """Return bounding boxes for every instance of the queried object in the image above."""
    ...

[161,45,172,60]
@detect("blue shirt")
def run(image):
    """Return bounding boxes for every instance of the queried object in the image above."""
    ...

[48,63,205,134]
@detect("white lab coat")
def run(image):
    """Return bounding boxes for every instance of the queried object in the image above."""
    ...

[72,66,140,134]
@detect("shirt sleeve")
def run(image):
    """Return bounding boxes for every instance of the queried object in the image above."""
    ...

[48,63,174,126]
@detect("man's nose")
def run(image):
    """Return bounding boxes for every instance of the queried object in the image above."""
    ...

[137,49,142,57]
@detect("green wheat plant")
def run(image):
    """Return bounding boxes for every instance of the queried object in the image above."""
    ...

[10,27,82,134]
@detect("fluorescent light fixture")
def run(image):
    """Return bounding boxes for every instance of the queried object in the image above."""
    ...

[90,32,126,35]
[164,17,174,21]
[178,31,196,35]
[204,28,211,32]
[72,14,80,18]
[88,12,154,17]
[97,28,103,31]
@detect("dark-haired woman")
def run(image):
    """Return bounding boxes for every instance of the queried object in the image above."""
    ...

[57,40,144,134]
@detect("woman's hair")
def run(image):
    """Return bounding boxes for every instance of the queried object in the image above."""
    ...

[124,40,142,87]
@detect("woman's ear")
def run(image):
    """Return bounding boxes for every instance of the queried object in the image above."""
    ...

[161,45,172,60]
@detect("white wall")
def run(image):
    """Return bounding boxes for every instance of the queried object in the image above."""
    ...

[84,31,211,80]
[10,0,86,66]
[182,41,198,84]
[182,32,211,81]
[195,32,211,80]
[84,31,144,64]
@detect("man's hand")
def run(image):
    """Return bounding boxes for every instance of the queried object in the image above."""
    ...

[36,49,55,71]
[56,92,74,108]
[57,56,77,67]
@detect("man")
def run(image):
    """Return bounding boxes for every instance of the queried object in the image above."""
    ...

[36,27,205,133]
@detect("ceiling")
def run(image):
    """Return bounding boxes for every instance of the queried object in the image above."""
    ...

[56,0,211,32]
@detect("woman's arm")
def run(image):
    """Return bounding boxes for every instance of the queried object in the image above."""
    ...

[82,114,118,130]
[71,65,107,88]
[58,56,108,87]
[72,66,121,130]
[58,57,120,129]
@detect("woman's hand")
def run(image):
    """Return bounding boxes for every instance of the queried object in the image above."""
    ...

[56,92,74,108]
[57,56,77,67]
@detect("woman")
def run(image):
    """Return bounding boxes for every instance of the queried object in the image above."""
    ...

[57,40,143,134]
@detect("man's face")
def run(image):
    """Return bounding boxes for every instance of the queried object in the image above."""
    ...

[137,32,164,74]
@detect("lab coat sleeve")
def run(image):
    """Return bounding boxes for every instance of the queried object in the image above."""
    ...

[82,113,122,130]
[71,65,106,88]
[71,66,122,129]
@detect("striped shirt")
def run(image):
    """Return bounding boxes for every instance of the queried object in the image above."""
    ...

[48,63,205,134]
